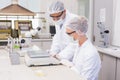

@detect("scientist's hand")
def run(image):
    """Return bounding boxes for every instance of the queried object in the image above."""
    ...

[50,53,61,61]
[50,53,57,57]
[60,59,73,68]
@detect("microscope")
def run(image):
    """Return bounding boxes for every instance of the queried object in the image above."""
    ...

[97,22,110,48]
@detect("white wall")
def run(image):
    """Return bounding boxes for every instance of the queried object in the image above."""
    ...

[18,0,78,14]
[112,0,120,47]
[87,0,93,41]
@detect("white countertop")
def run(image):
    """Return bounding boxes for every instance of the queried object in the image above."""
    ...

[0,48,86,80]
[96,46,120,58]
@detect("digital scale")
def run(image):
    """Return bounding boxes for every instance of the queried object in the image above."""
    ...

[24,50,61,67]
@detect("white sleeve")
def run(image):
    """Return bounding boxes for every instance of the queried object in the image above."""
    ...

[60,59,74,67]
[80,54,101,80]
[70,66,80,74]
[50,32,60,54]
[58,43,77,61]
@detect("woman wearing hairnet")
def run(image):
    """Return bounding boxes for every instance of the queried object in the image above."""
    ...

[48,1,78,60]
[61,16,101,80]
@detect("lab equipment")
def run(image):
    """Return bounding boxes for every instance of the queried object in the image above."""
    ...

[8,36,19,52]
[37,33,51,39]
[25,27,41,38]
[24,50,61,67]
[25,32,32,38]
[17,45,40,57]
[97,22,110,48]
[9,51,20,65]
[8,36,20,65]
[49,25,56,36]
[19,38,31,48]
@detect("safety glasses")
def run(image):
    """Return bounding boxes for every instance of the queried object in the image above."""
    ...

[66,31,76,35]
[50,11,63,18]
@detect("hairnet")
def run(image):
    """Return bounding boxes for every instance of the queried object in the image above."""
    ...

[48,1,65,14]
[66,16,88,33]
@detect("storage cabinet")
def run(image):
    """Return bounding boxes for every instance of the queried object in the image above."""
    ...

[116,58,120,80]
[98,53,102,80]
[14,20,32,37]
[98,53,116,80]
[0,20,12,40]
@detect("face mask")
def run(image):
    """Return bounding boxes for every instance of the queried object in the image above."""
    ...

[70,36,78,44]
[54,18,64,26]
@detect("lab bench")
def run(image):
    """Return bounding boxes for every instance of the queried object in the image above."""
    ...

[0,49,86,80]
[96,46,120,80]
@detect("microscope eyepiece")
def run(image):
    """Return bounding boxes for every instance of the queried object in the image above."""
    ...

[104,30,109,33]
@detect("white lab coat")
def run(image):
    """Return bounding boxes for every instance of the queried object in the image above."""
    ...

[50,10,78,60]
[71,39,101,80]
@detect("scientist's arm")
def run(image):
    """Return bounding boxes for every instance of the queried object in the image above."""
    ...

[60,59,80,76]
[50,32,60,57]
[60,59,79,73]
[57,43,77,61]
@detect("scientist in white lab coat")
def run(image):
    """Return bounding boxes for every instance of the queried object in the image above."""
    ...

[61,16,101,80]
[48,1,78,60]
